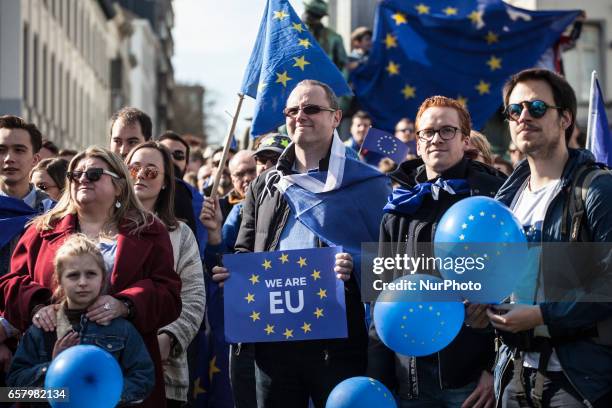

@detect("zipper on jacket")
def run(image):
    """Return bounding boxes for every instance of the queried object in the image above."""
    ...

[235,343,242,356]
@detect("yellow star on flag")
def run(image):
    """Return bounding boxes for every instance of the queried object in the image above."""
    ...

[298,38,312,49]
[457,95,468,108]
[391,12,407,25]
[487,55,502,71]
[278,253,289,264]
[485,31,499,44]
[250,311,261,322]
[317,288,327,299]
[275,71,292,87]
[283,328,294,339]
[301,322,312,333]
[193,377,206,399]
[311,269,321,280]
[209,356,221,381]
[468,10,484,27]
[297,257,307,268]
[443,7,458,16]
[402,85,416,99]
[292,55,310,71]
[475,80,491,95]
[384,33,397,49]
[249,274,260,285]
[272,10,289,21]
[262,259,272,270]
[244,293,255,303]
[292,22,305,33]
[415,3,430,14]
[386,61,400,76]
[264,324,275,335]
[314,307,324,318]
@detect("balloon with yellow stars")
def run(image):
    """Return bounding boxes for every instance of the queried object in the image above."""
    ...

[374,275,464,357]
[326,376,397,408]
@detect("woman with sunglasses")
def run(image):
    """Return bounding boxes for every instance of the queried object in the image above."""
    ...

[0,146,181,408]
[29,158,69,201]
[126,141,205,407]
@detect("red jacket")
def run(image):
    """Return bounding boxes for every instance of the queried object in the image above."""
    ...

[0,213,182,408]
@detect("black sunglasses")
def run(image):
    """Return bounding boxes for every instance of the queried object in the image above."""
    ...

[283,104,336,118]
[67,168,119,182]
[171,150,186,161]
[504,100,562,121]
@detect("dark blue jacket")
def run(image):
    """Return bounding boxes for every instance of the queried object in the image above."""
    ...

[7,314,155,405]
[494,149,612,404]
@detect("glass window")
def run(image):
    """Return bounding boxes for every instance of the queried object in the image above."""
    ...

[563,23,604,103]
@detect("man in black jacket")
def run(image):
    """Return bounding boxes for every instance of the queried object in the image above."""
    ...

[210,79,390,407]
[369,96,506,408]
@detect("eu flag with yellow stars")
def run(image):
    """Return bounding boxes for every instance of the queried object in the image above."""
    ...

[350,0,581,131]
[223,247,348,343]
[241,0,351,136]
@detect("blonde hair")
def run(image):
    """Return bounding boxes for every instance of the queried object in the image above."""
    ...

[52,234,107,303]
[468,130,494,165]
[32,146,153,234]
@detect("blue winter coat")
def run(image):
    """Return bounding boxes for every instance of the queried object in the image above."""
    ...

[494,149,612,404]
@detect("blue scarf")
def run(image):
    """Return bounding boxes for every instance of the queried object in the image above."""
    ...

[384,178,470,215]
[0,195,54,248]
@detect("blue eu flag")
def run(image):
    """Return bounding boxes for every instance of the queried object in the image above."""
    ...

[350,0,580,130]
[240,0,351,136]
[223,247,348,343]
[362,127,410,164]
[587,74,612,166]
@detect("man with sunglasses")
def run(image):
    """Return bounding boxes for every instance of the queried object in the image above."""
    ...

[208,79,390,407]
[0,116,54,378]
[253,133,291,176]
[489,68,612,407]
[369,96,504,408]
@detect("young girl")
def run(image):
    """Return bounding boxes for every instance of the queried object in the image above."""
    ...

[7,234,155,404]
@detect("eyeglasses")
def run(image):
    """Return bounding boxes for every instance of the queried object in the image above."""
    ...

[35,183,58,191]
[170,150,186,161]
[254,153,279,165]
[128,164,161,180]
[67,168,119,183]
[416,126,460,142]
[504,100,562,121]
[283,104,336,118]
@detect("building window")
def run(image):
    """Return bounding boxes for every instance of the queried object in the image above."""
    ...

[43,45,47,117]
[51,54,55,123]
[33,34,39,111]
[22,23,29,104]
[563,22,604,103]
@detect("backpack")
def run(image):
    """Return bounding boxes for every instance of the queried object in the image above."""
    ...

[560,161,612,346]
[561,162,611,242]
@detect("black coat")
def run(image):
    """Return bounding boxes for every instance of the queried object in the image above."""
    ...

[368,158,506,397]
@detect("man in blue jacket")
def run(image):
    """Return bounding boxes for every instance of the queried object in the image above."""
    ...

[489,68,612,408]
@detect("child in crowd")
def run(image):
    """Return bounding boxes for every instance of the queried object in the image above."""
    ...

[7,234,155,404]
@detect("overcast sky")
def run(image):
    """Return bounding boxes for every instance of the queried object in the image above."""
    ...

[172,0,305,144]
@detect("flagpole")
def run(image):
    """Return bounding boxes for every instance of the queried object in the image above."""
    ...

[586,70,597,152]
[357,126,372,157]
[209,93,245,198]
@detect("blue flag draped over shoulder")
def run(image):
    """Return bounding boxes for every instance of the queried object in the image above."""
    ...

[0,195,54,248]
[587,75,612,166]
[350,0,580,130]
[273,134,392,284]
[241,0,351,136]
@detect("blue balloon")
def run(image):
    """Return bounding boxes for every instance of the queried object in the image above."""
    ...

[326,376,397,408]
[373,274,464,357]
[434,196,530,303]
[45,345,123,408]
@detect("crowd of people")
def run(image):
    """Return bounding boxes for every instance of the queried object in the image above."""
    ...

[0,59,610,408]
